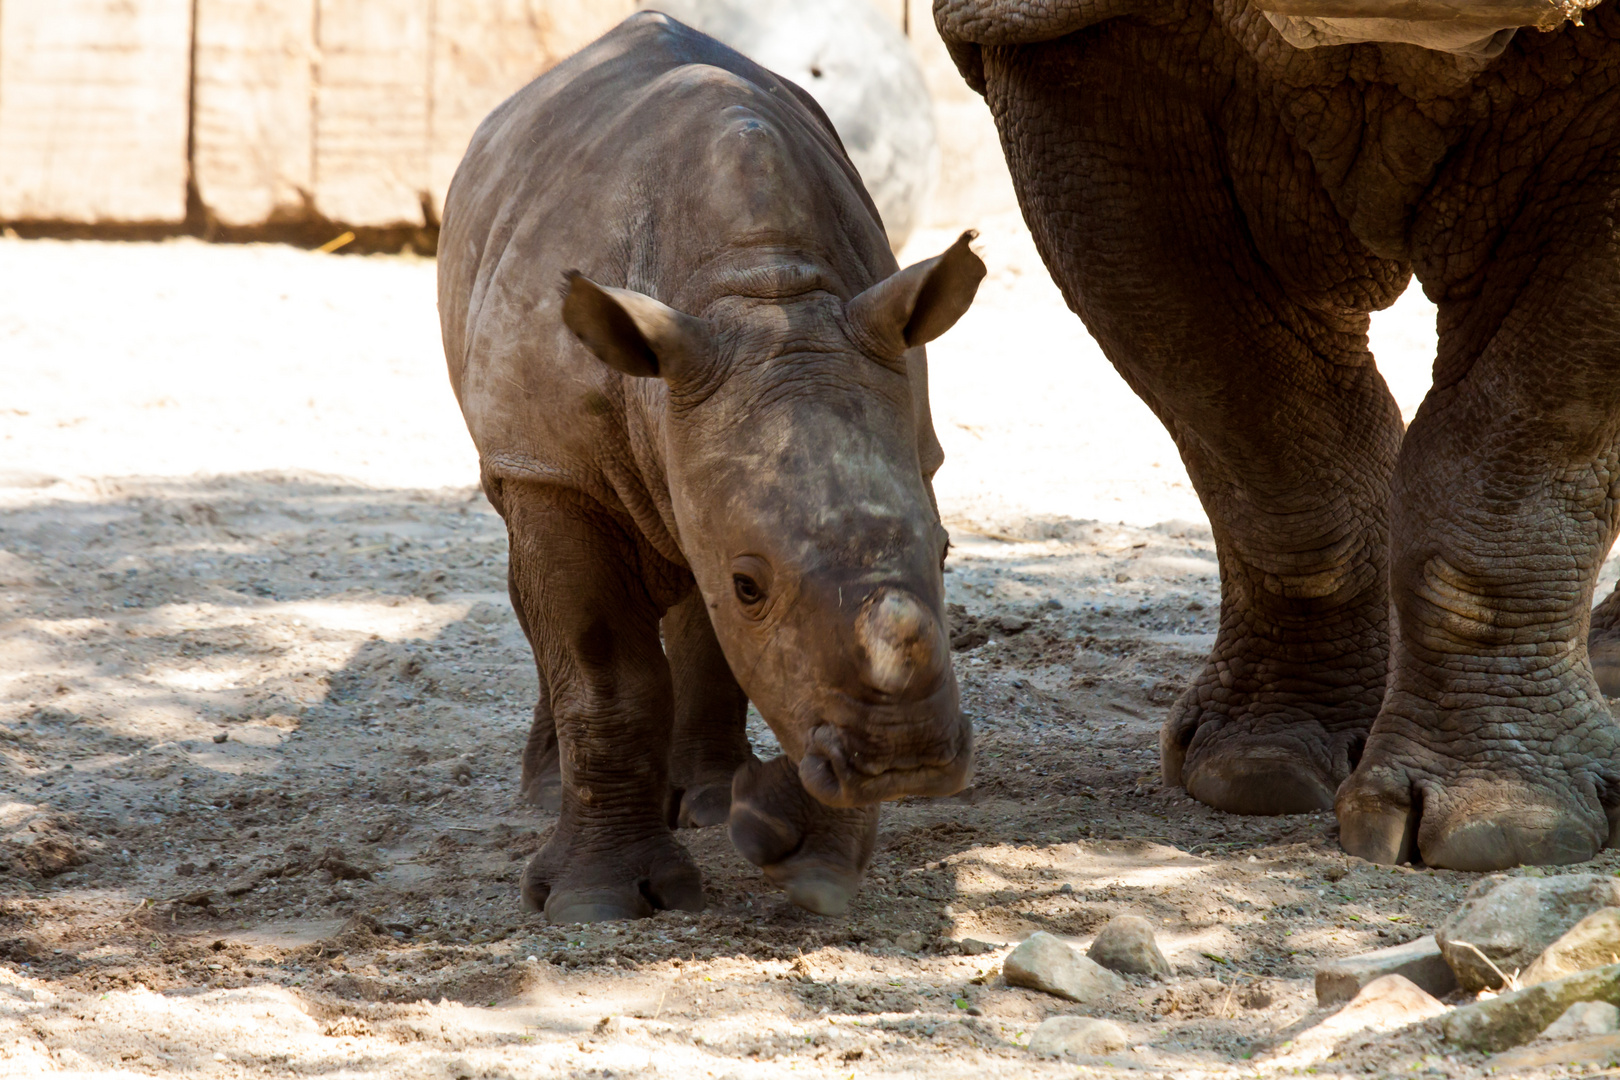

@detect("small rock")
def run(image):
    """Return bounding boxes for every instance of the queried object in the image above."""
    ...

[1028,1016,1128,1058]
[1490,1032,1620,1072]
[1270,976,1447,1070]
[957,938,994,956]
[997,615,1030,634]
[1003,931,1126,1003]
[323,1016,373,1038]
[1441,961,1620,1052]
[1315,935,1457,1006]
[1540,1000,1620,1041]
[212,732,228,744]
[895,931,926,953]
[1436,874,1620,992]
[1522,908,1620,987]
[1086,916,1171,977]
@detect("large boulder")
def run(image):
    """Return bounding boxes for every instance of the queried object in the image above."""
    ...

[1435,874,1620,992]
[637,0,937,250]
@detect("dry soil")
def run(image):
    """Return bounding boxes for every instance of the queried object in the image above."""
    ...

[2,220,1618,1079]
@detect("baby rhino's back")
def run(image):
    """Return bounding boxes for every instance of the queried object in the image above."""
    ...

[438,12,887,493]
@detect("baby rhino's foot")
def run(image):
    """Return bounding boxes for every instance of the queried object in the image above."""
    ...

[669,752,756,829]
[729,755,878,916]
[1591,632,1620,699]
[521,821,703,923]
[519,717,563,813]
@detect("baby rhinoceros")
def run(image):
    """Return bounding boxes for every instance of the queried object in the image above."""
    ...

[438,12,984,924]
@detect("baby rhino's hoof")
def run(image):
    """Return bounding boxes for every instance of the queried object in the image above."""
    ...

[520,831,704,924]
[729,755,877,916]
[670,782,733,829]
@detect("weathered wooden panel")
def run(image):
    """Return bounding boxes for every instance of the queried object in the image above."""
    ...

[0,0,193,223]
[193,0,317,228]
[428,0,635,221]
[313,0,431,227]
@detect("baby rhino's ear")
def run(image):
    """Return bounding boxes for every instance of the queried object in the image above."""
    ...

[562,273,713,380]
[845,230,986,358]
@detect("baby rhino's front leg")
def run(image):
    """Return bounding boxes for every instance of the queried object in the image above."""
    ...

[729,755,879,916]
[502,481,702,923]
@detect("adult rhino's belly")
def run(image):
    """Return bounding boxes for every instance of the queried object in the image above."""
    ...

[1252,0,1599,57]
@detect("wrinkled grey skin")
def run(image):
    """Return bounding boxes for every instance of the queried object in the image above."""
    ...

[438,13,985,923]
[939,0,1620,870]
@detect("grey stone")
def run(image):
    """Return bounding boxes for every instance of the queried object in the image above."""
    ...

[1490,1032,1620,1072]
[1523,908,1620,987]
[1314,935,1458,1006]
[894,930,926,953]
[637,0,937,250]
[957,937,994,956]
[1087,916,1171,977]
[1540,1001,1620,1041]
[1272,975,1447,1069]
[1003,931,1126,1004]
[1436,874,1620,992]
[1028,1016,1128,1058]
[1441,961,1620,1052]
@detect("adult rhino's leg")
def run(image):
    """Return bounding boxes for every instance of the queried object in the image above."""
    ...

[729,754,879,916]
[1592,583,1620,699]
[499,479,703,922]
[979,34,1404,814]
[1339,184,1620,871]
[664,590,754,828]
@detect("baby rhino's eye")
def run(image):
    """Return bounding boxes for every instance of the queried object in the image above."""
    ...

[733,574,764,605]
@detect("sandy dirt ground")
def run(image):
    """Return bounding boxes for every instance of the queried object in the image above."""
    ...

[2,219,1618,1080]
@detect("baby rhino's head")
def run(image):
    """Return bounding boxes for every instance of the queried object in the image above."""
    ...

[563,231,985,808]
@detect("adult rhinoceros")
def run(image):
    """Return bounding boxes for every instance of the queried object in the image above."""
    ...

[937,0,1620,870]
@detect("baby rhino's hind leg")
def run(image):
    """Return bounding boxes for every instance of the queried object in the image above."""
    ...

[508,559,561,812]
[665,590,755,828]
[1592,583,1620,699]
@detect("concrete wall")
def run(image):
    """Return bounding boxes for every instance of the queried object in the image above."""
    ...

[0,0,1013,232]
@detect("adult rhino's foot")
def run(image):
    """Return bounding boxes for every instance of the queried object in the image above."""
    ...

[1337,693,1620,871]
[521,820,703,923]
[729,755,878,916]
[1162,620,1386,815]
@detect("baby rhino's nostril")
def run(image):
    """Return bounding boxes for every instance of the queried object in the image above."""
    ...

[854,587,946,696]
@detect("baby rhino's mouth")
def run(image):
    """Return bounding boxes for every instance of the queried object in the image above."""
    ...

[796,717,973,808]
